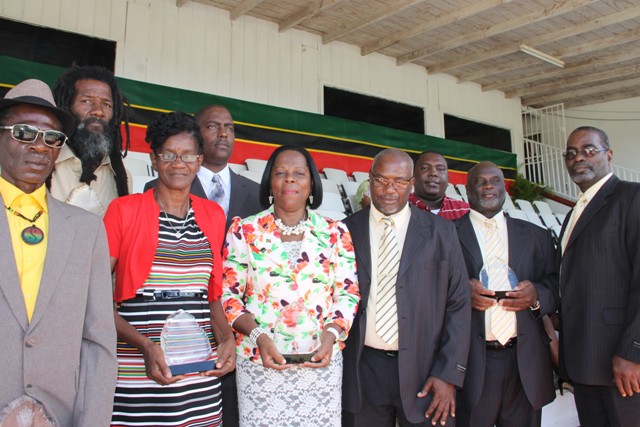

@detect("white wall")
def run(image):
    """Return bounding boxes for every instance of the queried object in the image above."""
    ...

[1,0,525,162]
[565,97,640,171]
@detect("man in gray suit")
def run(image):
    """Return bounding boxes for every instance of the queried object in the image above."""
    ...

[342,148,470,427]
[145,105,261,232]
[454,162,558,427]
[0,79,117,426]
[559,126,640,426]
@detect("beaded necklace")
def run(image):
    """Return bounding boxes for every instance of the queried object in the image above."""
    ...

[5,205,45,245]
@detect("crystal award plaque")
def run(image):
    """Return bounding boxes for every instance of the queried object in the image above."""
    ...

[272,300,320,363]
[161,309,215,375]
[479,260,518,299]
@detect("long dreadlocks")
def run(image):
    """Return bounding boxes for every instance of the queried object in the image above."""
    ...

[52,65,131,197]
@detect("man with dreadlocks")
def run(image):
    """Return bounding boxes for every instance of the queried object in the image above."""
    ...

[50,65,131,216]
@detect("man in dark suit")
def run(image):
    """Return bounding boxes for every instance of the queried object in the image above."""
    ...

[342,148,470,427]
[146,105,261,231]
[453,162,558,427]
[559,126,640,426]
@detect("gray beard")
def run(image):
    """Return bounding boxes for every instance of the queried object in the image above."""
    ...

[68,122,114,184]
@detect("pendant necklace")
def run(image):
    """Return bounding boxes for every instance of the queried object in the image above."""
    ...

[5,205,45,245]
[155,193,190,236]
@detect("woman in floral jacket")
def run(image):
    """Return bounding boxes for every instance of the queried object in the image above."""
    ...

[221,145,360,427]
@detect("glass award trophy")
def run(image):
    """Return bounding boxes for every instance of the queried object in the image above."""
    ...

[479,260,518,300]
[272,300,320,364]
[161,309,215,375]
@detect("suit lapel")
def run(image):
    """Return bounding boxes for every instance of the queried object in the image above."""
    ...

[397,207,429,278]
[228,171,245,217]
[0,197,29,330]
[506,216,526,273]
[190,176,207,199]
[455,215,483,273]
[28,196,75,330]
[565,176,618,251]
[346,211,372,299]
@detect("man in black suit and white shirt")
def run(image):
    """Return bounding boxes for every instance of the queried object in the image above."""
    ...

[559,126,640,427]
[342,148,470,427]
[454,162,558,427]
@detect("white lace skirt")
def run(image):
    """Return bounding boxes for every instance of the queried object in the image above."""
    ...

[236,351,343,427]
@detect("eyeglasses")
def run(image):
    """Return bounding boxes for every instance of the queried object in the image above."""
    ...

[371,174,413,190]
[562,146,608,160]
[156,153,200,163]
[0,124,67,148]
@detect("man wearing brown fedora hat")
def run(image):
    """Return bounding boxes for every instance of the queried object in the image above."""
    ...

[0,79,117,427]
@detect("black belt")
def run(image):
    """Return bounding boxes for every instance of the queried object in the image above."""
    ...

[141,290,206,301]
[365,346,399,357]
[486,337,517,350]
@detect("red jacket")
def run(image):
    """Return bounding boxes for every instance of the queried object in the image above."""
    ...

[104,189,226,303]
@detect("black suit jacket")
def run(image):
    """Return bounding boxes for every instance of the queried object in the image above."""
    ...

[454,214,558,410]
[144,169,261,231]
[558,175,640,385]
[342,205,471,424]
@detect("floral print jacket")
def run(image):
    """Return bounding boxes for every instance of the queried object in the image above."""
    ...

[222,207,360,363]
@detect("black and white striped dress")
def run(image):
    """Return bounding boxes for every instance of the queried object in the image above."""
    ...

[111,210,223,427]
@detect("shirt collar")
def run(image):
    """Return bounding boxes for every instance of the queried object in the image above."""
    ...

[0,176,49,212]
[198,164,230,185]
[580,172,613,203]
[469,208,506,230]
[56,144,114,169]
[370,201,411,227]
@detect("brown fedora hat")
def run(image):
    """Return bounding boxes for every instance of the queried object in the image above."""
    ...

[0,79,75,136]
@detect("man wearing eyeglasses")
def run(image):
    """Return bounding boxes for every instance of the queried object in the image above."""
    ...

[342,148,470,427]
[559,126,640,426]
[0,79,116,426]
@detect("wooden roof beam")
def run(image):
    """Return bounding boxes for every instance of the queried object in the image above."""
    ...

[279,0,343,33]
[564,88,640,109]
[522,75,640,107]
[230,0,264,21]
[426,2,640,74]
[506,64,640,99]
[361,0,508,56]
[480,48,640,92]
[460,26,640,83]
[398,0,597,66]
[322,0,423,44]
[176,0,189,7]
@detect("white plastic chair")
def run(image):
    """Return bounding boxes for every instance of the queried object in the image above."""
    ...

[323,167,349,183]
[341,181,361,197]
[317,192,346,213]
[525,211,546,228]
[123,157,154,177]
[320,178,341,194]
[352,171,369,182]
[533,200,554,215]
[539,212,560,228]
[228,162,247,173]
[245,158,268,174]
[238,170,263,184]
[502,196,517,212]
[515,199,536,213]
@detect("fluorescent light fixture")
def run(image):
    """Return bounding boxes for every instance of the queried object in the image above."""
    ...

[519,44,564,68]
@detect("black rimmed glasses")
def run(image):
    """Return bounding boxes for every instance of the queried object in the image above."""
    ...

[370,174,413,190]
[562,146,608,160]
[156,153,201,163]
[0,123,67,148]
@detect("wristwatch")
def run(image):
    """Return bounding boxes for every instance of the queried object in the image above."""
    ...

[530,300,541,311]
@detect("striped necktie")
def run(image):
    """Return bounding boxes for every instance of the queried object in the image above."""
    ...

[561,194,587,253]
[209,173,225,204]
[485,218,516,345]
[376,217,400,345]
